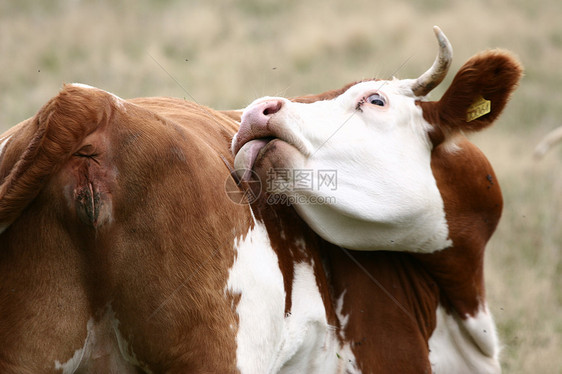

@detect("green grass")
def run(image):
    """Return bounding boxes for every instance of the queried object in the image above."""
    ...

[1,0,561,372]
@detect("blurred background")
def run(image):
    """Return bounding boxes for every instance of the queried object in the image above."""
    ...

[1,0,560,371]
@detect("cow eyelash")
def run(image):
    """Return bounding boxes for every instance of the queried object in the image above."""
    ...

[355,98,366,112]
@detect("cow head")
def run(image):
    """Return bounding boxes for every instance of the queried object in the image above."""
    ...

[232,26,522,252]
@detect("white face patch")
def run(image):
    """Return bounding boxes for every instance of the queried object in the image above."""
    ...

[237,80,451,253]
[428,304,501,374]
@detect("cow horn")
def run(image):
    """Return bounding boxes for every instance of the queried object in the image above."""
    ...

[411,26,453,97]
[534,125,562,159]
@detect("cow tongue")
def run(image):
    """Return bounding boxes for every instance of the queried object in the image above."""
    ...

[233,139,270,181]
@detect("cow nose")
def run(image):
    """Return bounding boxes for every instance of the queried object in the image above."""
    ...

[241,99,283,128]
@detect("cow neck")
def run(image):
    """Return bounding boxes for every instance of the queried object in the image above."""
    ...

[414,139,502,318]
[321,244,439,371]
[250,195,440,371]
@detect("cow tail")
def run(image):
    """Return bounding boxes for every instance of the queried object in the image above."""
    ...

[0,84,112,234]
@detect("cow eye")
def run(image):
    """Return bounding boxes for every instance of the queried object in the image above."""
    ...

[367,93,386,107]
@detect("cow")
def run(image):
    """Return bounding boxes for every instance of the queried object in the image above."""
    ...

[0,27,521,373]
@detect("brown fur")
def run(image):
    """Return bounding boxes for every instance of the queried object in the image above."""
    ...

[414,50,522,318]
[0,86,246,372]
[420,49,523,142]
[0,85,347,373]
[327,248,439,373]
[417,139,503,316]
[0,86,113,230]
[0,48,522,373]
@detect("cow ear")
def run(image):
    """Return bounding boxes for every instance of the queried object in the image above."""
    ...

[419,49,523,139]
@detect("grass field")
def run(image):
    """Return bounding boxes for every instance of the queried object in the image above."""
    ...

[1,0,561,372]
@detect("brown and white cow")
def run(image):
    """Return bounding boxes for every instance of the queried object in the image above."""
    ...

[0,27,521,373]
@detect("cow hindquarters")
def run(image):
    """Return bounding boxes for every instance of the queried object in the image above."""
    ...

[0,198,92,373]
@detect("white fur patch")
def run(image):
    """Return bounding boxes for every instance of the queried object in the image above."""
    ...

[463,305,500,359]
[69,82,98,90]
[69,83,126,110]
[226,217,286,373]
[0,134,13,234]
[54,305,148,373]
[226,216,357,374]
[428,304,501,374]
[0,134,11,157]
[335,289,349,340]
[333,289,361,374]
[54,318,90,374]
[271,262,340,373]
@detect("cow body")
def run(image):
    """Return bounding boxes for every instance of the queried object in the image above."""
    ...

[0,28,522,373]
[0,86,356,373]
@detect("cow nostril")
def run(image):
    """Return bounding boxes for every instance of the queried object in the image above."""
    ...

[263,100,283,116]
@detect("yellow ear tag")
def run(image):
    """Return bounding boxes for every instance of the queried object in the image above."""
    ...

[466,96,491,122]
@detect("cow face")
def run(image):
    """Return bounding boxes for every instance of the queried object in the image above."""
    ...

[232,27,522,253]
[233,79,449,253]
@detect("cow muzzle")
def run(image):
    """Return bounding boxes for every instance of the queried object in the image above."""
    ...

[232,98,285,181]
[232,97,312,182]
